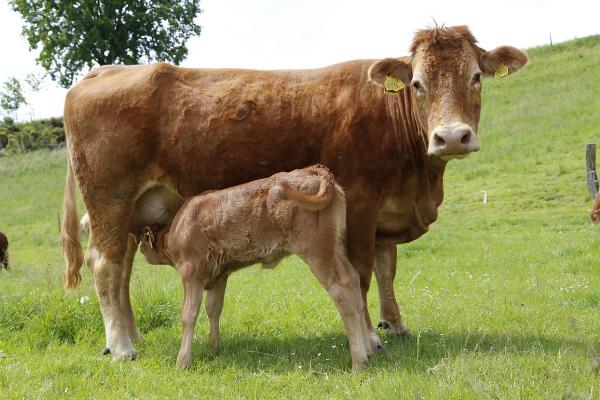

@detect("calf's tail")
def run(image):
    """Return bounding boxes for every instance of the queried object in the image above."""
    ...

[281,165,336,211]
[61,145,84,289]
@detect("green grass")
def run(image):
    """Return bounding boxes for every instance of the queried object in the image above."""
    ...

[1,36,600,399]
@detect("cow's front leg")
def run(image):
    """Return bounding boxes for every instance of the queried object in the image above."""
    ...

[374,243,409,336]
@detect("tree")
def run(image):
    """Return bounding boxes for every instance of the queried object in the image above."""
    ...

[0,78,27,116]
[10,0,202,88]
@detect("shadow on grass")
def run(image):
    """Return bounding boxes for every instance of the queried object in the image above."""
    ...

[140,327,587,374]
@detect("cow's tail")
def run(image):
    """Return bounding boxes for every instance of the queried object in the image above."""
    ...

[281,166,336,212]
[61,146,84,289]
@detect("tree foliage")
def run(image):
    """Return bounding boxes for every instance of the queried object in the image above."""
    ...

[0,78,27,115]
[10,0,202,88]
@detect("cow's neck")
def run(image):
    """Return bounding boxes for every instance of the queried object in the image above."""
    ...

[376,89,447,244]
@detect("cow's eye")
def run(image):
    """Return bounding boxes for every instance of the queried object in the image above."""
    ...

[472,72,481,84]
[412,80,424,92]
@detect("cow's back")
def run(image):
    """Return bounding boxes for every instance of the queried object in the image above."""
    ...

[64,61,392,200]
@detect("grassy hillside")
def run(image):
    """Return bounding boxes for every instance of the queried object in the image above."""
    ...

[1,36,600,399]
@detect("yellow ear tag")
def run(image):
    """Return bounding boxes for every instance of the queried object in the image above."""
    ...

[383,75,405,94]
[494,64,509,79]
[145,230,155,249]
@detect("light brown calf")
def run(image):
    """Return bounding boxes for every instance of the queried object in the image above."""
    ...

[139,165,373,371]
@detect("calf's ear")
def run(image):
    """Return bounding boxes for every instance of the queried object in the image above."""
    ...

[480,46,528,77]
[368,58,412,89]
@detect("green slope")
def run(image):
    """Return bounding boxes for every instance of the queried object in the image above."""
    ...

[1,36,599,399]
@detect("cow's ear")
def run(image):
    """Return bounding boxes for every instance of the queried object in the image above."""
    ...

[480,46,528,78]
[368,58,412,89]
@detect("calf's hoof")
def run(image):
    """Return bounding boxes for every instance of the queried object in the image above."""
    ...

[209,338,220,350]
[351,357,369,373]
[102,347,111,355]
[176,354,192,369]
[369,330,385,354]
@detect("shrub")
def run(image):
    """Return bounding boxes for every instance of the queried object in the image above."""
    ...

[0,116,65,154]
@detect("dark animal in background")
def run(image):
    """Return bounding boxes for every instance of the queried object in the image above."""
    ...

[0,134,8,151]
[0,231,9,270]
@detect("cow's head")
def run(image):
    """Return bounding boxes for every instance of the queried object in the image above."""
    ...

[368,26,527,161]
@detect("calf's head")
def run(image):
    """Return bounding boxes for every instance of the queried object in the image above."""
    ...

[368,25,527,161]
[139,226,171,266]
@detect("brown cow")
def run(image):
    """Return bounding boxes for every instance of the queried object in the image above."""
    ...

[138,164,372,370]
[61,26,527,360]
[590,192,600,223]
[0,231,8,270]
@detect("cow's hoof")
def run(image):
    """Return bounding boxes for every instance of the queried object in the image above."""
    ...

[377,320,410,337]
[102,347,111,355]
[377,321,390,330]
[111,346,137,361]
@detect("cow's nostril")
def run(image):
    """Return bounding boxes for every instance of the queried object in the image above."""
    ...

[460,131,471,145]
[433,133,445,147]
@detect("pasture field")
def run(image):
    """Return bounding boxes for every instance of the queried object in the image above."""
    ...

[1,37,600,399]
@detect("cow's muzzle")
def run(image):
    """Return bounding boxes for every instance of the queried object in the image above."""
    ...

[428,123,480,161]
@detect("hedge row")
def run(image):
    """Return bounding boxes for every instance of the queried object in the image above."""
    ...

[0,116,65,154]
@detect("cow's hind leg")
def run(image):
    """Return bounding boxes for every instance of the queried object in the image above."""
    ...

[87,207,138,360]
[120,235,141,342]
[374,243,409,336]
[205,275,228,349]
[93,251,137,360]
[302,252,370,372]
[176,261,206,368]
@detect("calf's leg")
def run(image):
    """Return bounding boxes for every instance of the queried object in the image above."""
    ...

[346,198,383,350]
[374,243,409,335]
[205,275,228,349]
[303,252,370,372]
[345,218,383,352]
[176,262,205,368]
[336,249,374,357]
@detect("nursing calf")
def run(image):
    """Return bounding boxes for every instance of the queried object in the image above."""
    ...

[139,165,373,371]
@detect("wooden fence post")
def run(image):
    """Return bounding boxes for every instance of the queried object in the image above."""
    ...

[586,143,598,198]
